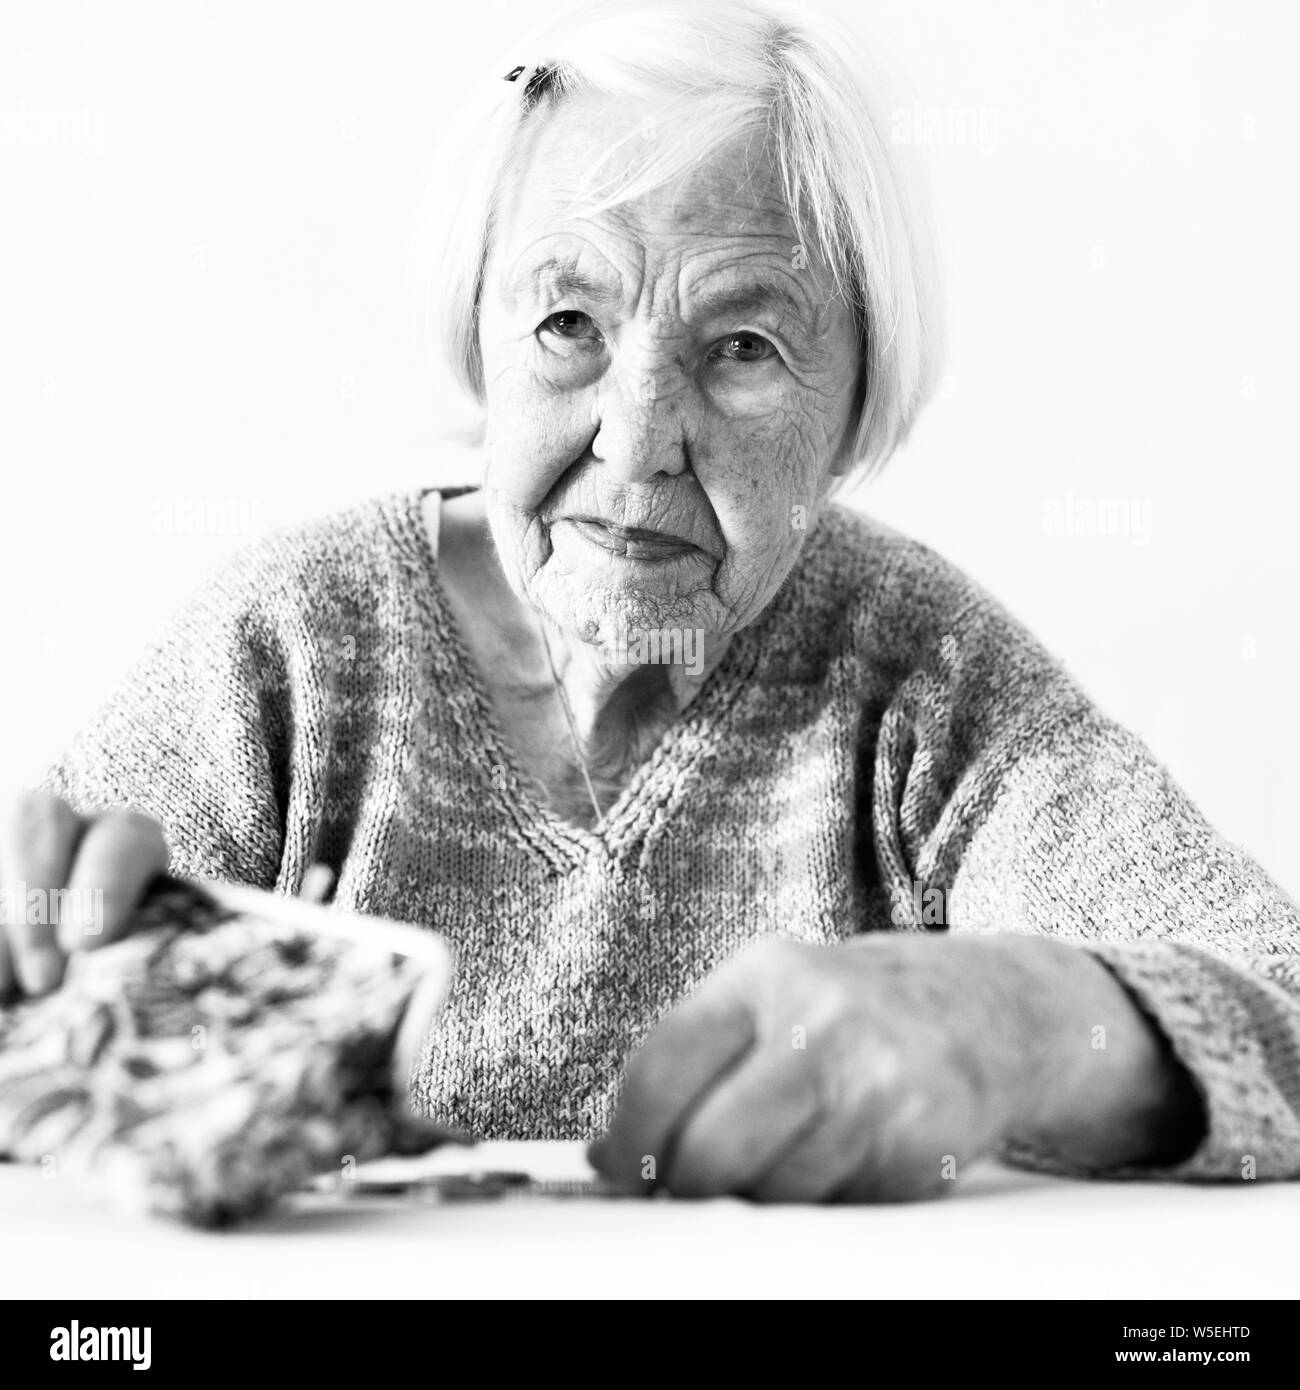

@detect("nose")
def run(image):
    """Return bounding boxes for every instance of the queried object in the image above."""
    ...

[590,364,688,483]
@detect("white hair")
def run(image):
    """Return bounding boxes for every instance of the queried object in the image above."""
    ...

[416,0,945,480]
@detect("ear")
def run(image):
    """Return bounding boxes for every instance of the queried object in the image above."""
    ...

[826,424,862,482]
[827,363,868,479]
[827,447,855,480]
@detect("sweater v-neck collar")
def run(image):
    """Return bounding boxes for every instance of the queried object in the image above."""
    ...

[386,487,826,874]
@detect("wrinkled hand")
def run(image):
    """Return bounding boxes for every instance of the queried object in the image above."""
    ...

[0,790,169,1001]
[588,931,1192,1201]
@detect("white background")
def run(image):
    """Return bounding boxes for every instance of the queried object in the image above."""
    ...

[1,0,1296,896]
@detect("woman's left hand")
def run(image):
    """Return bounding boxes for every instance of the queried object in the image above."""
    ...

[587,931,1199,1201]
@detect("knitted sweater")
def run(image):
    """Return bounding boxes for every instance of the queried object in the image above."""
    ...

[41,488,1300,1180]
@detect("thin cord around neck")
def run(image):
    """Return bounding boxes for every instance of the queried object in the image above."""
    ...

[534,610,604,829]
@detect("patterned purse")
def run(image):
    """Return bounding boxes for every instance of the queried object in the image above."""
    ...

[0,877,454,1227]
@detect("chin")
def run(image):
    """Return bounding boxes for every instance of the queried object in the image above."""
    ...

[527,563,728,650]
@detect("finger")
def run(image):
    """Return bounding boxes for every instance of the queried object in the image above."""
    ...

[830,1094,965,1204]
[833,1146,956,1204]
[299,863,335,904]
[663,1047,824,1198]
[0,790,84,995]
[61,809,170,954]
[588,973,757,1189]
[745,1091,926,1204]
[0,927,13,1003]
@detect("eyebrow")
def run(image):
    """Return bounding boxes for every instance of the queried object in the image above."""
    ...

[688,278,817,329]
[503,256,821,333]
[504,256,622,308]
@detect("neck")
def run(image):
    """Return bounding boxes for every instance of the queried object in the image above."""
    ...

[537,614,731,759]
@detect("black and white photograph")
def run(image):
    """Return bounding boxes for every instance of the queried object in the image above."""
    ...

[1,0,1296,1346]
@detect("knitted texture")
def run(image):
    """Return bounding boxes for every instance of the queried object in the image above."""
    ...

[40,489,1300,1180]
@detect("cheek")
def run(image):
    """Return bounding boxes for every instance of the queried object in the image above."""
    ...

[696,399,839,583]
[481,342,595,509]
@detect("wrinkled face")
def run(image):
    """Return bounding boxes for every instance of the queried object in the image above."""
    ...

[478,95,861,649]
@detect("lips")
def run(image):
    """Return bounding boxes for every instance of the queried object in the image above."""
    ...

[565,516,699,561]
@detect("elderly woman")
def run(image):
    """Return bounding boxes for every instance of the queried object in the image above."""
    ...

[3,0,1297,1203]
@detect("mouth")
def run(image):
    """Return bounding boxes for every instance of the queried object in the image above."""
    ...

[562,516,701,562]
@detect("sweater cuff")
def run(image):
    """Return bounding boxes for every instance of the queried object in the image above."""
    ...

[1000,939,1300,1183]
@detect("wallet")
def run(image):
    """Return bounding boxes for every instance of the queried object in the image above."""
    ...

[0,877,455,1227]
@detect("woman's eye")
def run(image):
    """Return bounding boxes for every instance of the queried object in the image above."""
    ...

[540,310,600,341]
[713,331,775,363]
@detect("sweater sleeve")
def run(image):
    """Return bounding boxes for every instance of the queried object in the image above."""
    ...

[37,554,291,891]
[867,539,1300,1182]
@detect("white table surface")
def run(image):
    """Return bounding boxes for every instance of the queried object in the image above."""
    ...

[2,1141,1295,1300]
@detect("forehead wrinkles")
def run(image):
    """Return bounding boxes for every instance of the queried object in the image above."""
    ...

[493,101,815,316]
[499,216,827,328]
[499,233,631,308]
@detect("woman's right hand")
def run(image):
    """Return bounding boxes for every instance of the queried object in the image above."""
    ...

[0,790,170,1002]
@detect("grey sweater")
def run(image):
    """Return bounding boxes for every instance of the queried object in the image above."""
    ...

[42,488,1300,1179]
